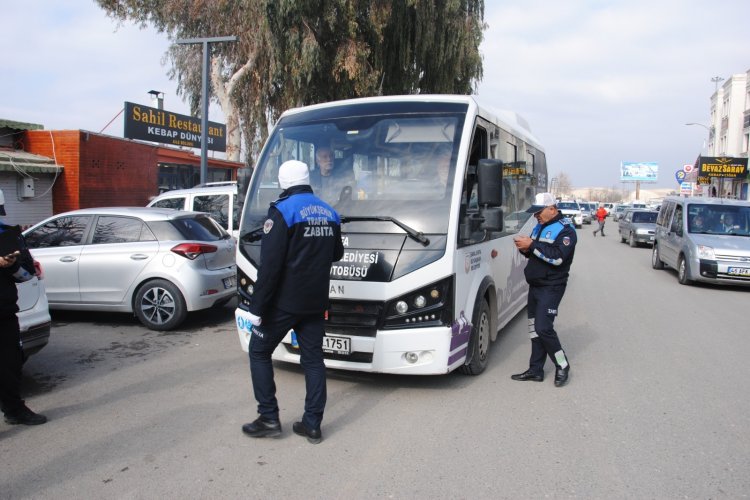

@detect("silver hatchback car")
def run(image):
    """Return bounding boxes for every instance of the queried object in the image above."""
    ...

[23,207,236,330]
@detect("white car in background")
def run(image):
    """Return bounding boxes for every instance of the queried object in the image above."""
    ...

[556,201,583,228]
[17,268,52,359]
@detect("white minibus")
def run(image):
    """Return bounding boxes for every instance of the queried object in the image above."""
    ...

[235,95,547,375]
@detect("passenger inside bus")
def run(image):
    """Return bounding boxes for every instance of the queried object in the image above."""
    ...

[309,145,354,202]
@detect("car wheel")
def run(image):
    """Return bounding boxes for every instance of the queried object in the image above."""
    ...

[459,298,491,376]
[651,244,664,270]
[677,255,693,285]
[134,279,187,331]
[629,232,637,247]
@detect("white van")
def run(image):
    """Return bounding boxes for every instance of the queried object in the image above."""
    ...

[147,182,241,238]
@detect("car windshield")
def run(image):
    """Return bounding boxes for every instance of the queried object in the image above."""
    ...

[632,212,657,223]
[557,202,579,210]
[241,105,467,236]
[688,204,750,235]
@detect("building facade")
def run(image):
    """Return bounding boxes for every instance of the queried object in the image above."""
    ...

[0,119,62,227]
[23,129,244,216]
[704,71,750,200]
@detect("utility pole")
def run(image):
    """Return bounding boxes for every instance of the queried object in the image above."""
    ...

[175,36,237,185]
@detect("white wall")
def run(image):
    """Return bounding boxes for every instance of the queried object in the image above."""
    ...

[0,174,55,228]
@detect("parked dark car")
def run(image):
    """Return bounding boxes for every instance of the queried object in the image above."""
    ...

[618,209,658,247]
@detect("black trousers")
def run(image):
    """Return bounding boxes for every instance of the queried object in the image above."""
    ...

[526,284,569,374]
[248,307,326,430]
[0,314,25,414]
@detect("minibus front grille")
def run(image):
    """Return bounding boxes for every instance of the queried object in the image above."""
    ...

[325,299,383,337]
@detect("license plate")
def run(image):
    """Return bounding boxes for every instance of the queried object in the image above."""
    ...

[322,335,351,355]
[223,275,237,289]
[727,267,750,276]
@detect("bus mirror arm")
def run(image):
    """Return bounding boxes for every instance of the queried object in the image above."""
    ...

[479,206,503,231]
[242,226,264,242]
[460,207,504,239]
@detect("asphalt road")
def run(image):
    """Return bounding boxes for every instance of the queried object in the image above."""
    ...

[2,222,750,499]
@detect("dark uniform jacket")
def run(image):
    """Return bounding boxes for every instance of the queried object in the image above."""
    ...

[0,223,36,316]
[520,213,577,286]
[249,185,344,317]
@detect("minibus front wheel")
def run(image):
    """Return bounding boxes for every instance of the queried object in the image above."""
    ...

[459,298,491,375]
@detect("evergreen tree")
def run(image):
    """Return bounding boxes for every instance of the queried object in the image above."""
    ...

[97,0,486,165]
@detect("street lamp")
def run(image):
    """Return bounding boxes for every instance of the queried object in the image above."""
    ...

[685,122,712,155]
[711,76,724,92]
[175,35,237,185]
[685,122,709,131]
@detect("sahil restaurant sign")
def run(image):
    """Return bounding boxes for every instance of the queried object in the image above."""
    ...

[123,102,227,152]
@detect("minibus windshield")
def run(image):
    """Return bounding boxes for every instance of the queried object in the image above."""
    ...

[242,110,465,237]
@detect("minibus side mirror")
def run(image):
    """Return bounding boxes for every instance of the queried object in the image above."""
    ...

[477,159,503,232]
[476,159,503,207]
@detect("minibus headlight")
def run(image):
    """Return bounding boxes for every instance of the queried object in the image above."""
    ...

[383,277,454,329]
[237,268,255,311]
[697,245,715,260]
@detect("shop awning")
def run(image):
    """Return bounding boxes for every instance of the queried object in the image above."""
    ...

[0,150,63,174]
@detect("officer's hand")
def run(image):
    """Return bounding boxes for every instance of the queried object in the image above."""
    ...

[513,235,532,252]
[247,312,262,326]
[0,251,19,268]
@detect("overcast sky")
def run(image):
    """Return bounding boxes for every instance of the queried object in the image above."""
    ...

[2,1,749,189]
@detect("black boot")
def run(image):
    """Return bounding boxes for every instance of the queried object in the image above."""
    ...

[242,416,282,438]
[293,421,322,444]
[4,404,47,425]
[554,366,570,387]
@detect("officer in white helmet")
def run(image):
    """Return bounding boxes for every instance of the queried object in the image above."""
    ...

[511,192,577,387]
[240,160,344,443]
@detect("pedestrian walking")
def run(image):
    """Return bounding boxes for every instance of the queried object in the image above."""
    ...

[241,160,344,444]
[592,203,607,236]
[1,189,47,426]
[512,192,577,387]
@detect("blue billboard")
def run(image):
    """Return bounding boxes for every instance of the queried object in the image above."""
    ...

[620,161,658,183]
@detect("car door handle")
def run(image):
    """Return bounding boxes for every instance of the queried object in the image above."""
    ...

[59,256,77,262]
[130,254,149,260]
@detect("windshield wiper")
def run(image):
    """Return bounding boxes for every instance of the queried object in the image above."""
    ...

[243,216,432,246]
[341,215,430,246]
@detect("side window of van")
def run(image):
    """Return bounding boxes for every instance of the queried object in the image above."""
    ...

[151,197,185,210]
[194,194,230,230]
[671,204,683,235]
[657,202,673,227]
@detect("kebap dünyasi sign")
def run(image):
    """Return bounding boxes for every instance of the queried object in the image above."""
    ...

[123,102,226,152]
